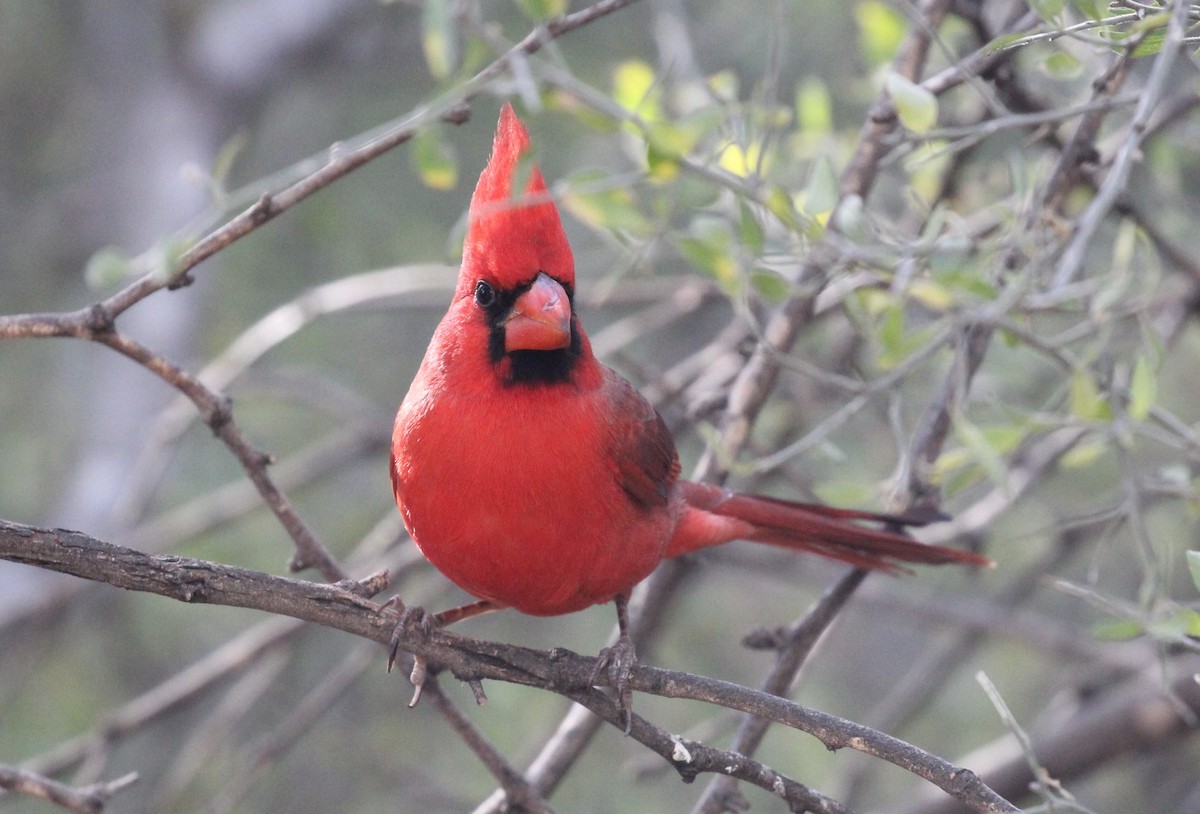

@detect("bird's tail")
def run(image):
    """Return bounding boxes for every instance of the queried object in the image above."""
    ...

[669,481,991,573]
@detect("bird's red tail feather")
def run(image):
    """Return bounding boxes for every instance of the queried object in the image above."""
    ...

[672,481,990,573]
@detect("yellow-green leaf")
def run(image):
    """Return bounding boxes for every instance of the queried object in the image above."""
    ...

[1060,437,1108,469]
[1148,608,1200,640]
[1069,369,1111,421]
[1188,551,1200,596]
[855,0,906,66]
[1029,0,1065,21]
[796,78,832,133]
[952,411,1009,490]
[84,246,132,289]
[1092,618,1144,641]
[613,60,660,120]
[718,142,761,178]
[1070,0,1105,20]
[909,278,954,311]
[410,129,458,190]
[885,72,938,134]
[1128,355,1157,421]
[421,0,458,79]
[1041,51,1083,79]
[800,156,839,217]
[751,269,789,303]
[561,171,646,234]
[515,0,567,21]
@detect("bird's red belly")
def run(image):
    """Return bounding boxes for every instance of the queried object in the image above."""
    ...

[393,395,674,615]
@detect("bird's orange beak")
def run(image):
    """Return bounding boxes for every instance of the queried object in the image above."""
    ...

[504,272,572,352]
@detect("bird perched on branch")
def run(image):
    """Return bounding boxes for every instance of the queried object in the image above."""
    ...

[389,103,989,728]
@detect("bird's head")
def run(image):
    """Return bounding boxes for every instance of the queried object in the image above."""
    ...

[455,104,581,385]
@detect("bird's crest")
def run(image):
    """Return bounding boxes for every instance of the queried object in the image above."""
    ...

[459,104,575,298]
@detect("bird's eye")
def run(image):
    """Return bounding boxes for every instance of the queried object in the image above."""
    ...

[474,280,496,308]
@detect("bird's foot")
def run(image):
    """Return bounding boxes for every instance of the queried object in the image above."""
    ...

[384,598,437,707]
[590,634,637,733]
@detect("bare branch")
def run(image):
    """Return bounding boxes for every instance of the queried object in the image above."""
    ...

[0,764,138,814]
[0,520,1016,813]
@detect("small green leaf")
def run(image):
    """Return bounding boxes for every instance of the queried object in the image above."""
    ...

[1092,618,1145,641]
[952,411,1010,490]
[645,120,699,181]
[421,0,459,79]
[1070,370,1111,421]
[84,246,132,289]
[1041,51,1083,79]
[1128,355,1157,422]
[800,156,839,217]
[718,142,761,178]
[678,218,738,293]
[410,128,458,190]
[764,185,799,230]
[750,269,789,303]
[1187,551,1200,595]
[561,170,646,235]
[885,72,938,134]
[737,199,764,255]
[613,60,660,120]
[855,0,906,66]
[705,70,739,103]
[1060,437,1108,469]
[1029,0,1065,22]
[1148,608,1200,640]
[1070,0,1106,20]
[796,78,833,133]
[515,0,567,20]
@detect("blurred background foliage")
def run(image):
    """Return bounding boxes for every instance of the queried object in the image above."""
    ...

[2,0,1199,812]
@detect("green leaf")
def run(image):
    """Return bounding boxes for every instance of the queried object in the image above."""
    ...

[678,218,738,293]
[800,156,839,217]
[645,120,699,181]
[737,199,764,255]
[750,269,789,303]
[705,70,739,103]
[613,60,660,120]
[855,0,906,66]
[1187,551,1200,596]
[1092,618,1145,641]
[84,246,132,289]
[515,0,567,21]
[421,0,459,79]
[1041,51,1083,79]
[952,411,1010,490]
[410,128,458,190]
[1070,0,1106,20]
[1148,608,1200,639]
[1070,370,1111,421]
[1060,437,1108,469]
[561,170,646,235]
[796,78,833,133]
[764,185,800,230]
[1128,355,1157,422]
[885,72,938,134]
[1029,0,1065,22]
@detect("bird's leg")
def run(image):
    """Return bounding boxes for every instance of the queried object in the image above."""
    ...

[387,597,501,707]
[589,592,637,733]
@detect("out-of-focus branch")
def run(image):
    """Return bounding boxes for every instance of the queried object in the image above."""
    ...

[0,763,138,814]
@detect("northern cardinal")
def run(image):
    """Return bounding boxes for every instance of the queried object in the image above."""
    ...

[390,104,988,723]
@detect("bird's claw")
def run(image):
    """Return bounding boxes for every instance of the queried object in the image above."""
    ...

[385,599,438,707]
[590,634,637,733]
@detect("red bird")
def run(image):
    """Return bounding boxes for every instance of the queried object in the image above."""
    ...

[390,104,988,721]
